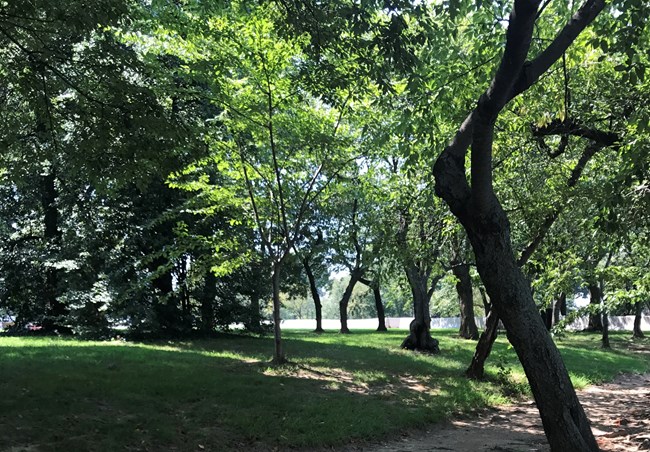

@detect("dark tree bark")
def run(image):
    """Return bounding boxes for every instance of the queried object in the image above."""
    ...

[468,125,615,375]
[599,277,611,349]
[466,305,499,379]
[400,267,440,353]
[633,302,645,339]
[453,263,479,339]
[372,284,387,332]
[360,277,387,332]
[40,170,69,334]
[587,284,603,331]
[464,211,597,451]
[303,258,324,333]
[544,306,553,330]
[433,1,604,449]
[177,255,191,331]
[246,291,264,333]
[200,270,216,334]
[553,292,566,326]
[339,268,362,334]
[601,307,610,349]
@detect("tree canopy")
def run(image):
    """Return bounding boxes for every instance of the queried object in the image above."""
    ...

[0,1,648,449]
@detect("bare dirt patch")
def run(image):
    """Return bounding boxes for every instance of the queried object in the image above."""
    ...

[350,372,650,452]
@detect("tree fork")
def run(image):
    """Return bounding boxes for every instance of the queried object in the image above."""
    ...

[433,0,605,449]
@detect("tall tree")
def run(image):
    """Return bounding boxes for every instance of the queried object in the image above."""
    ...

[149,2,357,361]
[432,1,606,449]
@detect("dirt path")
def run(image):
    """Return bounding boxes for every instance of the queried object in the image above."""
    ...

[353,373,650,452]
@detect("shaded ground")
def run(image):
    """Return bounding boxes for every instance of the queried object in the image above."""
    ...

[352,372,650,452]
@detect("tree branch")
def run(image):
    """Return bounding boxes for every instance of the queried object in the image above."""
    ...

[434,0,605,214]
[517,128,618,267]
[532,119,618,146]
[471,0,542,210]
[238,145,272,253]
[512,0,606,98]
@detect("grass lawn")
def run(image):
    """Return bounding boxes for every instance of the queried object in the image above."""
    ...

[1,329,648,451]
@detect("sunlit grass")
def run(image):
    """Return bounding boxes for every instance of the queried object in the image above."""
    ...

[0,330,647,450]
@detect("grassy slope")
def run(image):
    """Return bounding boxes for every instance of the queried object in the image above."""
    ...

[0,330,648,451]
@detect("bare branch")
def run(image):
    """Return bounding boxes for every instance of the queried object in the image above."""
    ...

[238,145,272,253]
[260,53,290,245]
[532,119,618,146]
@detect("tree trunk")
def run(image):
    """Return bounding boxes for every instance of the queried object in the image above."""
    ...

[200,270,216,334]
[453,263,478,340]
[247,291,263,333]
[271,264,285,364]
[466,306,499,379]
[360,277,387,332]
[339,269,361,334]
[633,302,645,339]
[460,208,597,451]
[40,170,69,334]
[544,306,553,331]
[303,258,323,333]
[587,284,603,331]
[372,284,387,332]
[553,292,565,327]
[432,0,605,447]
[601,308,610,348]
[401,266,439,353]
[177,255,191,332]
[601,281,610,348]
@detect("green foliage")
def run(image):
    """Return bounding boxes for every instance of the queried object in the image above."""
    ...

[0,0,648,342]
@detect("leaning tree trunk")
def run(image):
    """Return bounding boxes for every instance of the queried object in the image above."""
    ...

[401,266,439,353]
[453,263,479,340]
[433,0,604,448]
[360,277,387,332]
[587,283,603,331]
[466,305,499,379]
[303,259,324,333]
[339,270,361,334]
[633,302,645,339]
[372,284,387,332]
[462,211,598,451]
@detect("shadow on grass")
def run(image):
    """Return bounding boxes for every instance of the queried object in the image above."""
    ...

[0,330,647,451]
[0,334,497,451]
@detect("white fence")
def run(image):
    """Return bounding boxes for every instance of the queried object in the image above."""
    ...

[280,315,650,331]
